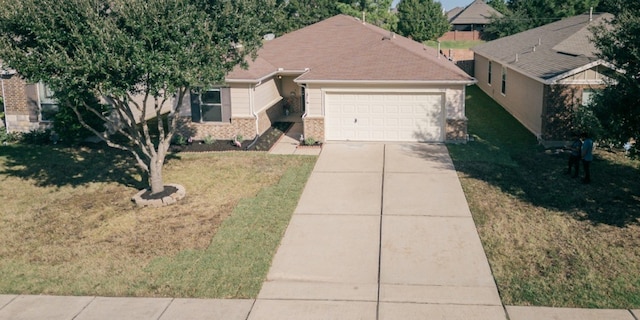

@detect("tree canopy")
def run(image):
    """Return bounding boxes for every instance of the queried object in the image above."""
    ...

[396,0,450,42]
[275,0,397,34]
[588,2,640,146]
[484,0,601,40]
[337,0,398,30]
[0,0,276,194]
[274,0,341,34]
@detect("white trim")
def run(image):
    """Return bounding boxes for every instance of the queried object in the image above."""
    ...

[296,79,476,85]
[546,60,619,84]
[225,69,309,84]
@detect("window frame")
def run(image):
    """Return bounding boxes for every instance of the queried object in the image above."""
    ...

[198,88,223,122]
[37,82,59,122]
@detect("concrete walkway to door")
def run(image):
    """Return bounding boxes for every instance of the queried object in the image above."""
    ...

[249,142,506,319]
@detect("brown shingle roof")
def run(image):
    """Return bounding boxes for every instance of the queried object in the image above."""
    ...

[472,13,612,82]
[227,15,474,84]
[448,0,503,25]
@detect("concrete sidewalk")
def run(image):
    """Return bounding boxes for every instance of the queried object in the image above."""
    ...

[1,142,638,320]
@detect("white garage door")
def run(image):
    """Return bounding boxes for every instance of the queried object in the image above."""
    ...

[324,92,444,142]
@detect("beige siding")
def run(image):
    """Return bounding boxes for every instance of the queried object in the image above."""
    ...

[305,85,323,116]
[475,53,544,137]
[558,66,608,84]
[445,87,466,119]
[253,78,282,114]
[230,85,251,116]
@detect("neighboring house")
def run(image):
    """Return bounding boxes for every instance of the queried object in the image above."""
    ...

[3,14,476,143]
[181,14,476,143]
[444,0,503,39]
[472,13,615,141]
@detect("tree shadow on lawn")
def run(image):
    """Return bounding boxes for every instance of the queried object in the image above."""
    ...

[0,143,144,189]
[450,142,640,228]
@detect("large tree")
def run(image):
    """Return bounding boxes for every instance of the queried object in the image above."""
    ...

[396,0,449,42]
[484,0,601,40]
[0,0,275,195]
[485,0,508,14]
[274,0,341,34]
[589,2,640,145]
[337,0,398,30]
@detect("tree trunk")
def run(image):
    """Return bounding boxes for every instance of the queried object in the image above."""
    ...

[148,155,165,195]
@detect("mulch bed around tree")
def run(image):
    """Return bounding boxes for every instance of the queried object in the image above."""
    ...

[170,122,293,153]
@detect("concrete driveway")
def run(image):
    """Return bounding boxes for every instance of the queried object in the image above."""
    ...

[250,142,506,320]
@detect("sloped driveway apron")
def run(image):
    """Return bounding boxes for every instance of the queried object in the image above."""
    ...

[249,142,506,320]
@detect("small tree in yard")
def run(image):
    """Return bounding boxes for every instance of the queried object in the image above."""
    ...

[0,0,274,195]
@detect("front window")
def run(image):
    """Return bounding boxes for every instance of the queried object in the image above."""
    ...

[200,89,222,122]
[488,61,492,85]
[38,82,59,122]
[581,89,595,106]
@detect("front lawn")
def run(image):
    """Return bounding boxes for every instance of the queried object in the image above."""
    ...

[0,145,316,298]
[448,86,640,308]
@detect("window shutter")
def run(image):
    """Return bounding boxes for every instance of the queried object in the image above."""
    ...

[178,91,193,117]
[221,87,231,123]
[190,90,201,122]
[26,84,39,122]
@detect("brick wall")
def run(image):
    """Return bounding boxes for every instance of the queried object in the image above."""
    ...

[3,76,42,132]
[303,116,324,142]
[177,116,256,142]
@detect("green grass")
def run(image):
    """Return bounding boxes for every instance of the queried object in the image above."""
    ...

[0,145,316,298]
[449,86,640,309]
[425,39,484,50]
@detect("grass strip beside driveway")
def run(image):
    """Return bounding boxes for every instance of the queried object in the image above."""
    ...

[449,86,640,309]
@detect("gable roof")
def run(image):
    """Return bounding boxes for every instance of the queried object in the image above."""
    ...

[227,15,474,84]
[472,13,614,83]
[448,0,503,25]
[446,7,464,21]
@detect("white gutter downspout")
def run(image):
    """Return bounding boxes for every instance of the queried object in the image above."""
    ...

[299,83,308,119]
[250,84,259,136]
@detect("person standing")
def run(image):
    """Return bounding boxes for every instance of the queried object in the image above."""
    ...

[567,133,581,177]
[580,132,593,184]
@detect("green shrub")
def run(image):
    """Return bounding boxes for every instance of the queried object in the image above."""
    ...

[172,134,188,146]
[304,137,316,145]
[0,130,20,144]
[203,135,215,145]
[20,129,52,145]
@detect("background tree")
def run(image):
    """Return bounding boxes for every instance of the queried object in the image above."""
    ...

[484,0,601,40]
[485,0,508,14]
[396,0,450,42]
[274,0,340,34]
[588,1,640,146]
[337,0,398,30]
[0,0,275,195]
